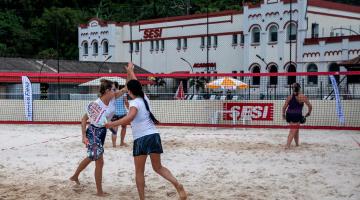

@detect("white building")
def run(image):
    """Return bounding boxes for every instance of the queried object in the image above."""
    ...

[78,0,360,96]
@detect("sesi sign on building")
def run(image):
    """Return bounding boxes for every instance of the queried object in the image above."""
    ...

[223,103,274,121]
[193,63,216,68]
[143,28,162,39]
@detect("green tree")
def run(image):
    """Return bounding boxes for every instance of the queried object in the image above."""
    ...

[31,7,88,59]
[189,77,207,94]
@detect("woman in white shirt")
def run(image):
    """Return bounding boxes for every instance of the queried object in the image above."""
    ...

[106,64,187,200]
[70,79,126,197]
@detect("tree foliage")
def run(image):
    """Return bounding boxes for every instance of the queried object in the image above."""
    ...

[0,0,358,59]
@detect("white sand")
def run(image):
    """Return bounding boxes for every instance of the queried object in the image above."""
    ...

[0,124,360,200]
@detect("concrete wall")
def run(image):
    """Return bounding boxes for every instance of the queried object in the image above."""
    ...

[1,100,359,128]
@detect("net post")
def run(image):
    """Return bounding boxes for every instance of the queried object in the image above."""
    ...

[248,79,251,100]
[320,81,323,100]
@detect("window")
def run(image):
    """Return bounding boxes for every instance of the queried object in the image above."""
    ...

[252,66,260,85]
[155,40,159,51]
[213,35,218,47]
[347,70,360,83]
[150,41,154,51]
[240,70,244,81]
[287,23,297,41]
[83,42,88,55]
[311,23,319,38]
[207,36,211,47]
[161,40,165,51]
[93,41,98,55]
[240,34,244,45]
[201,37,205,48]
[269,65,278,85]
[287,64,296,85]
[102,40,108,54]
[232,34,238,45]
[232,70,237,79]
[213,70,218,79]
[129,42,133,53]
[177,38,181,50]
[183,38,187,49]
[328,63,340,84]
[307,63,318,85]
[252,27,260,44]
[135,42,140,52]
[269,25,278,43]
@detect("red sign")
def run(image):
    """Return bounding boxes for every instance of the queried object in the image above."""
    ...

[223,103,274,121]
[143,28,162,39]
[193,63,216,68]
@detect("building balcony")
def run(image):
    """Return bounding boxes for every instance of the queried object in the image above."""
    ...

[304,35,360,45]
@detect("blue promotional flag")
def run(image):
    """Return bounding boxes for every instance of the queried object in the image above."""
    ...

[21,76,33,121]
[329,75,345,125]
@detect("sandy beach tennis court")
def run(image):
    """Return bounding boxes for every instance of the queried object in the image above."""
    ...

[0,124,359,200]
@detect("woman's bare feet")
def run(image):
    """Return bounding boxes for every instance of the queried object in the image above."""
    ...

[69,176,80,185]
[176,184,187,200]
[95,192,110,197]
[284,145,290,150]
[120,143,129,147]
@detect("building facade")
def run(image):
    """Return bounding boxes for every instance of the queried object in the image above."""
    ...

[78,0,360,96]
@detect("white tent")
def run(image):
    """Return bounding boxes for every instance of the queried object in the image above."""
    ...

[206,77,248,90]
[79,76,126,86]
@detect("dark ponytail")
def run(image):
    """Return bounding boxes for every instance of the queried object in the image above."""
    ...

[127,80,159,124]
[292,82,301,96]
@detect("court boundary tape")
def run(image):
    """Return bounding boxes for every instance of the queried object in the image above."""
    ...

[0,135,79,151]
[0,121,359,131]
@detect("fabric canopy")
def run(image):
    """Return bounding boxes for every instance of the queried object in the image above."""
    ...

[206,77,248,90]
[79,76,126,86]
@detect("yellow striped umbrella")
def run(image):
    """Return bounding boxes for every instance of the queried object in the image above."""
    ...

[206,77,248,90]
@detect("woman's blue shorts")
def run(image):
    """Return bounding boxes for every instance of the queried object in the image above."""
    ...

[133,133,163,157]
[86,125,106,161]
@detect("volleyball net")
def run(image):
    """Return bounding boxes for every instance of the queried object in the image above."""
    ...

[0,71,359,130]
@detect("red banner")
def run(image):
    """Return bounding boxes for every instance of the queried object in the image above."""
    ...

[223,103,274,121]
[143,28,162,39]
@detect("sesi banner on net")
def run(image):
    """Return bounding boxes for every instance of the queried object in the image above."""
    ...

[21,76,33,121]
[223,103,274,121]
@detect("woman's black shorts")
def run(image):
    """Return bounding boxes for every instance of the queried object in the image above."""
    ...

[133,133,163,157]
[286,113,303,123]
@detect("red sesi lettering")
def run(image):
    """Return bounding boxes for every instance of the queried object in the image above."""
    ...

[144,29,150,39]
[252,106,262,119]
[143,28,163,39]
[154,29,160,38]
[262,106,268,119]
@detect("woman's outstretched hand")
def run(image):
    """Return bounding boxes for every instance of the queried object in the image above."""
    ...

[105,122,113,129]
[125,61,134,72]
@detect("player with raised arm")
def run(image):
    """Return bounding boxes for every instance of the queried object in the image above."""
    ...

[69,77,127,197]
[106,62,187,200]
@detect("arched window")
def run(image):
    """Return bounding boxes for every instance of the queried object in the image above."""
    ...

[269,65,278,85]
[328,63,340,84]
[252,65,261,85]
[307,63,318,85]
[82,41,88,55]
[92,40,98,55]
[269,25,278,43]
[252,27,261,44]
[102,40,108,54]
[287,23,297,41]
[287,64,296,85]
